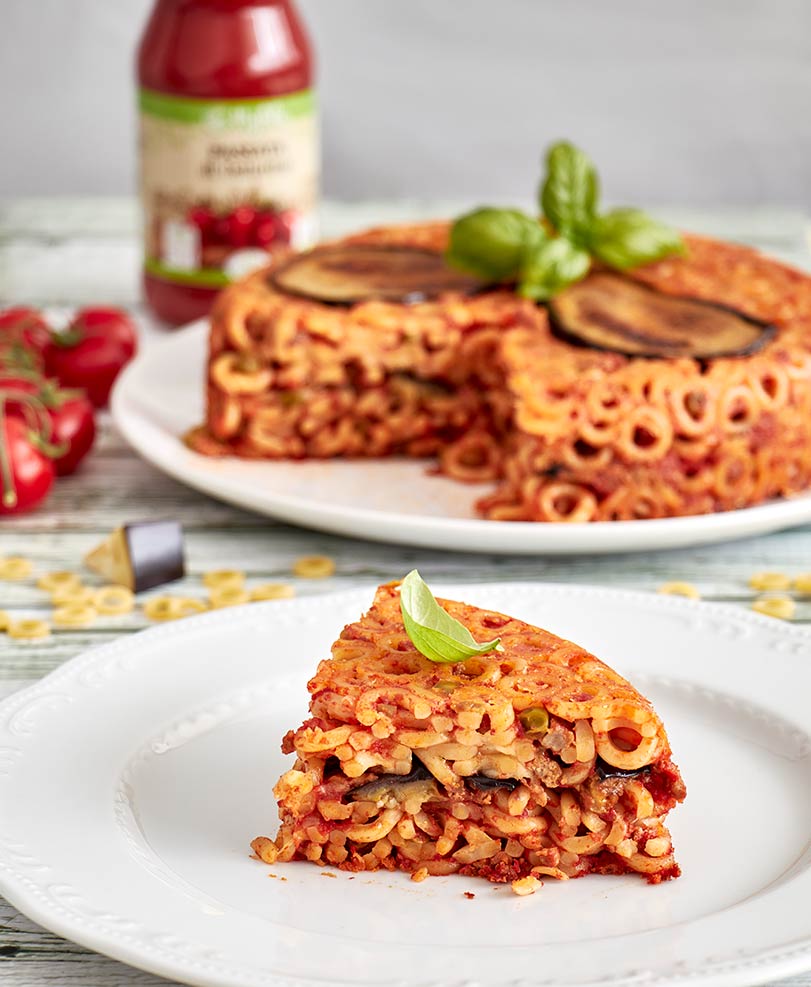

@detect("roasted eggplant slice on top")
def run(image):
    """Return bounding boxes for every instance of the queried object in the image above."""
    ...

[271,244,487,305]
[548,272,775,359]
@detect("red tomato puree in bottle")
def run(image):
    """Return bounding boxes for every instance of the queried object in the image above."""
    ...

[137,0,317,325]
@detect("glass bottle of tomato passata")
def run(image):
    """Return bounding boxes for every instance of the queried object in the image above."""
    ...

[137,0,317,325]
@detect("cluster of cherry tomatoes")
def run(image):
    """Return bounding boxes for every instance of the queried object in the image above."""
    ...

[187,205,296,251]
[0,306,137,515]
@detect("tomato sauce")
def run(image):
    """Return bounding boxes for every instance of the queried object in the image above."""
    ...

[137,0,317,325]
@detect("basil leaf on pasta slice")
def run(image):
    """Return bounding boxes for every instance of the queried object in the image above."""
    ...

[399,569,502,664]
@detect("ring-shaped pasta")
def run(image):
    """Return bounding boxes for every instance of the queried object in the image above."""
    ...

[94,586,135,616]
[718,384,759,434]
[584,383,626,423]
[617,407,673,463]
[713,452,755,502]
[209,587,251,608]
[203,569,245,590]
[209,391,243,440]
[784,350,811,381]
[577,418,616,448]
[0,557,33,581]
[594,730,659,771]
[211,353,273,395]
[551,825,609,856]
[749,363,789,411]
[440,432,502,484]
[37,571,80,593]
[668,381,717,438]
[8,619,50,640]
[222,296,261,352]
[53,604,98,628]
[251,582,295,601]
[672,432,717,463]
[560,438,612,472]
[51,585,96,607]
[536,483,598,523]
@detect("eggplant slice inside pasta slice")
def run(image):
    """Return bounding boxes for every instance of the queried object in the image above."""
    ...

[270,244,487,305]
[252,583,686,889]
[548,272,775,359]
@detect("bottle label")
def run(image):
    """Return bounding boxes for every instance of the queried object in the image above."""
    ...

[139,87,318,288]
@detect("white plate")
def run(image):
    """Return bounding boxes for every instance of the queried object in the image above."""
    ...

[1,584,810,987]
[111,320,811,556]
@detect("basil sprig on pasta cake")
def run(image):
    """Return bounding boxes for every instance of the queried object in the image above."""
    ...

[446,141,684,300]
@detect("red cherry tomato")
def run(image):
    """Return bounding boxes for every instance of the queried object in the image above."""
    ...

[69,307,138,360]
[47,392,96,475]
[44,334,131,408]
[0,375,41,419]
[0,376,96,475]
[0,306,51,355]
[0,307,50,372]
[0,372,40,395]
[0,414,55,515]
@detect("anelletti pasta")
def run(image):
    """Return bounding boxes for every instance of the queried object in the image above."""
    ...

[188,223,811,521]
[252,582,686,887]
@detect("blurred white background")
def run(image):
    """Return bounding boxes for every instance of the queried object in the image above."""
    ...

[1,0,809,205]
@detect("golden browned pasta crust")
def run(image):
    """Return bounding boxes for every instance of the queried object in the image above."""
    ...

[192,223,811,521]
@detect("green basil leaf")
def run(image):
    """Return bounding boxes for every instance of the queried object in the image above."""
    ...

[399,569,502,664]
[540,141,599,240]
[446,207,545,281]
[517,237,591,301]
[589,208,685,270]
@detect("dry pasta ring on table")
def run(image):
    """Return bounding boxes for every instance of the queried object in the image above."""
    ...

[293,555,336,579]
[793,573,811,595]
[209,587,251,608]
[748,572,791,591]
[94,586,135,615]
[251,583,296,601]
[37,571,81,593]
[0,610,10,631]
[8,619,50,640]
[752,596,795,620]
[144,596,206,621]
[53,605,98,628]
[0,557,33,581]
[657,582,700,600]
[203,569,246,590]
[294,555,336,579]
[51,585,96,607]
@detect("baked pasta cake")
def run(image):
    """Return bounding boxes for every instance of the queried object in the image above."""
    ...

[189,223,811,522]
[251,574,686,893]
[189,143,811,522]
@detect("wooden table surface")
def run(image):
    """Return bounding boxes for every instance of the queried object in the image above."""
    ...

[1,198,810,986]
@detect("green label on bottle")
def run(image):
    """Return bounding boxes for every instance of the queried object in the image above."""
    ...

[140,87,319,290]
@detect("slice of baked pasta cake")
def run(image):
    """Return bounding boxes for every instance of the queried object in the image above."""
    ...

[252,575,686,892]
